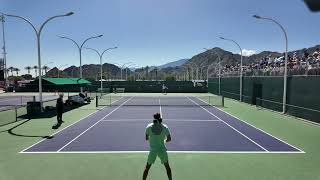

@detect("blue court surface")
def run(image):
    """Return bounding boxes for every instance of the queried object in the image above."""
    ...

[21,96,303,153]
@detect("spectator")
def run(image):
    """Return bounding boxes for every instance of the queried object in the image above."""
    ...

[209,48,320,77]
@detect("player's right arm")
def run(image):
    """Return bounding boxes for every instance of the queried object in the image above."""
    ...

[164,125,171,142]
[166,134,171,143]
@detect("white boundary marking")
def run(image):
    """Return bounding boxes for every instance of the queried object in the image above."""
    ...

[20,150,305,154]
[100,119,221,122]
[20,96,305,154]
[187,97,269,152]
[56,97,133,152]
[195,97,305,153]
[158,98,162,117]
[19,111,98,153]
[20,97,125,153]
[0,98,20,103]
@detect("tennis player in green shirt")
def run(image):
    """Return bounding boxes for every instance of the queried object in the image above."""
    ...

[143,113,172,180]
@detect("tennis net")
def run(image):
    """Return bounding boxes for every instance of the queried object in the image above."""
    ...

[0,105,28,127]
[96,95,224,107]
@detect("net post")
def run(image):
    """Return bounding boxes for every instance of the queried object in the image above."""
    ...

[33,96,36,102]
[15,106,18,122]
[256,97,260,108]
[96,96,98,107]
[109,94,111,106]
[222,95,224,107]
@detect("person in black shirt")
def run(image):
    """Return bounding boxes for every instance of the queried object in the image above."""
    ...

[56,94,64,124]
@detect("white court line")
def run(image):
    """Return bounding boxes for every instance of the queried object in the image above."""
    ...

[100,119,222,122]
[158,98,162,117]
[20,97,125,153]
[187,97,269,152]
[57,97,133,152]
[20,150,305,154]
[0,98,20,103]
[195,97,305,153]
[20,111,98,153]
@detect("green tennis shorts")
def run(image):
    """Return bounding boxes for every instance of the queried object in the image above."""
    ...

[147,149,168,164]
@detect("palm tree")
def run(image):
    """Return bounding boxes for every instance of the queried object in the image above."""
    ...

[42,66,50,76]
[25,66,32,74]
[33,65,38,77]
[14,68,20,76]
[8,66,14,76]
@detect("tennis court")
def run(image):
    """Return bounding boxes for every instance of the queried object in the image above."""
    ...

[21,95,302,153]
[1,93,319,180]
[0,95,57,111]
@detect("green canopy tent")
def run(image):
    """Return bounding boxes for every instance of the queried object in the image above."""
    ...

[25,78,91,92]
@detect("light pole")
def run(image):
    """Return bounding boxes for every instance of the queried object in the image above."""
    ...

[133,66,140,81]
[42,61,53,76]
[185,64,194,81]
[84,47,117,92]
[181,66,190,81]
[253,15,288,113]
[187,61,199,80]
[219,37,243,101]
[58,64,68,78]
[119,62,133,80]
[0,14,8,88]
[109,62,132,80]
[124,64,137,81]
[199,64,210,81]
[204,48,221,94]
[57,35,103,81]
[2,12,74,111]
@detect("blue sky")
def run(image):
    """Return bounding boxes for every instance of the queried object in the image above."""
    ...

[1,0,320,74]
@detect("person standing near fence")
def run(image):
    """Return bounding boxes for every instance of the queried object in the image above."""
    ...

[56,94,64,124]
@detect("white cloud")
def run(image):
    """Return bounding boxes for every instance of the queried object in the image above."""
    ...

[241,49,256,56]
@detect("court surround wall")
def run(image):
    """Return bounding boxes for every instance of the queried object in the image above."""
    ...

[208,76,320,123]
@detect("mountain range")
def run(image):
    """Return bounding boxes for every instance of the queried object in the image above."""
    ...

[157,59,189,69]
[45,44,320,80]
[183,44,320,72]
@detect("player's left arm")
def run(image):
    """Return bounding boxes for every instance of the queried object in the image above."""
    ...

[165,126,171,143]
[145,127,150,141]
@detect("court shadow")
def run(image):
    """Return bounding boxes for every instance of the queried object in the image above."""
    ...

[23,104,85,119]
[0,103,92,138]
[0,119,53,139]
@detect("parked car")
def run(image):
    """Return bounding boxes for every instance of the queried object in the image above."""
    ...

[66,93,91,105]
